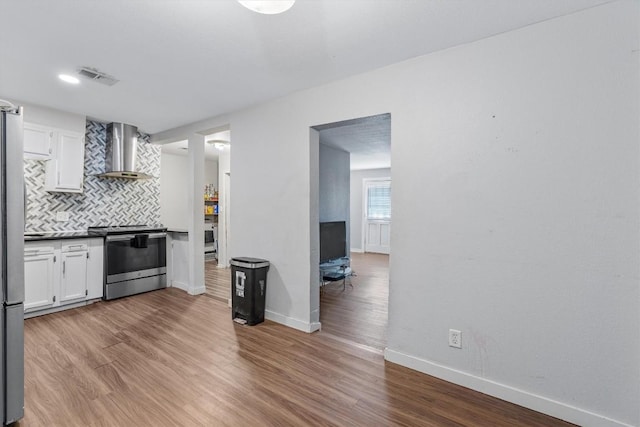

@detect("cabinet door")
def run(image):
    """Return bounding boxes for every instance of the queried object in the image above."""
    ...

[86,239,104,300]
[55,132,85,191]
[60,251,88,303]
[23,123,53,159]
[24,252,56,312]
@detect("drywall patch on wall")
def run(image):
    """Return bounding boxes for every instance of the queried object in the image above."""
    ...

[25,121,161,231]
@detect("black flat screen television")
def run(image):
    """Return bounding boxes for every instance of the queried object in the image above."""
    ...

[320,221,346,263]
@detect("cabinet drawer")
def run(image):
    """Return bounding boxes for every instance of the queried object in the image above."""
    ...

[24,245,55,256]
[61,241,88,252]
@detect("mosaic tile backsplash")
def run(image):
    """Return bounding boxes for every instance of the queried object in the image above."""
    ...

[24,121,161,232]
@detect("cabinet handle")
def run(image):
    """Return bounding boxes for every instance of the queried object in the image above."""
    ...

[53,296,56,303]
[85,289,88,296]
[63,260,65,276]
[53,255,56,263]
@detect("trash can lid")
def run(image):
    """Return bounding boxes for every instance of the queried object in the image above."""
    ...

[230,257,270,269]
[232,257,268,264]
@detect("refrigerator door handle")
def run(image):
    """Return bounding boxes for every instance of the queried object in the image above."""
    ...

[5,304,25,424]
[1,107,25,425]
[5,108,25,304]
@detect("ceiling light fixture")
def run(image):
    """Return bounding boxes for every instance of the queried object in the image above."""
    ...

[237,0,295,14]
[58,74,80,84]
[207,139,230,151]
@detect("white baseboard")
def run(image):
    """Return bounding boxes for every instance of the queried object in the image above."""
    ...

[24,300,94,319]
[171,280,189,292]
[309,321,321,332]
[265,310,321,333]
[383,348,632,427]
[172,281,205,296]
[350,248,364,253]
[188,285,206,296]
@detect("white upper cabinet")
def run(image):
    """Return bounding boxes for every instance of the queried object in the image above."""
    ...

[23,123,53,159]
[24,121,86,193]
[44,129,85,193]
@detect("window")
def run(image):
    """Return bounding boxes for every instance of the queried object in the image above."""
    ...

[366,180,391,220]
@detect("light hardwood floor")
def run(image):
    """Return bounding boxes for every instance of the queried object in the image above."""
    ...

[204,260,230,302]
[320,252,389,350]
[20,286,574,426]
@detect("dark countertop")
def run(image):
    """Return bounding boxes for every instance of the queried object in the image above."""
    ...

[167,228,188,233]
[24,231,101,242]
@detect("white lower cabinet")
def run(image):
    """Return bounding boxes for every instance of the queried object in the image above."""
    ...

[86,239,104,299]
[24,245,56,312]
[24,238,104,315]
[60,244,89,303]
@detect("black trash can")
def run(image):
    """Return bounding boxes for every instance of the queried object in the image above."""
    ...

[230,257,270,325]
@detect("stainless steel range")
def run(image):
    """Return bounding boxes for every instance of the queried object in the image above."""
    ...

[88,225,167,300]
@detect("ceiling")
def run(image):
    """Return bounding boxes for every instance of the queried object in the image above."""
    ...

[316,114,390,171]
[0,0,610,135]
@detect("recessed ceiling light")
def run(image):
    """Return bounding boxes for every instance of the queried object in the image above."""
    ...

[238,0,295,14]
[207,139,230,151]
[58,74,80,84]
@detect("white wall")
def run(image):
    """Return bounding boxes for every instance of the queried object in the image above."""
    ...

[160,152,218,229]
[186,133,205,296]
[160,152,189,229]
[350,168,390,252]
[204,159,218,191]
[167,232,189,290]
[10,99,86,134]
[217,149,231,267]
[152,2,639,425]
[319,144,350,251]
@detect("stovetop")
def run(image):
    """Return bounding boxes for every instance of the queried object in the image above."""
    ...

[87,224,167,236]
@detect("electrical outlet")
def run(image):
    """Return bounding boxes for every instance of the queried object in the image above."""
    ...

[449,329,462,349]
[56,211,69,222]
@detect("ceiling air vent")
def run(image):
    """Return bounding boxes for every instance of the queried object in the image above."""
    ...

[77,66,119,86]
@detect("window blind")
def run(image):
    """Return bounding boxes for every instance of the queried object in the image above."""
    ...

[367,181,391,220]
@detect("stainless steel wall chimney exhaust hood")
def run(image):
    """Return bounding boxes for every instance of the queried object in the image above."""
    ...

[98,123,153,179]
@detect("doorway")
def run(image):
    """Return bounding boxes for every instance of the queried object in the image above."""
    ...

[203,129,232,303]
[312,113,391,351]
[363,178,391,254]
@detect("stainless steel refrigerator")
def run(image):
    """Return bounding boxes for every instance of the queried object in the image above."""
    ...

[0,102,24,425]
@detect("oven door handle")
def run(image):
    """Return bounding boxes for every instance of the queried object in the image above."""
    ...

[147,233,167,239]
[106,234,136,242]
[106,232,166,242]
